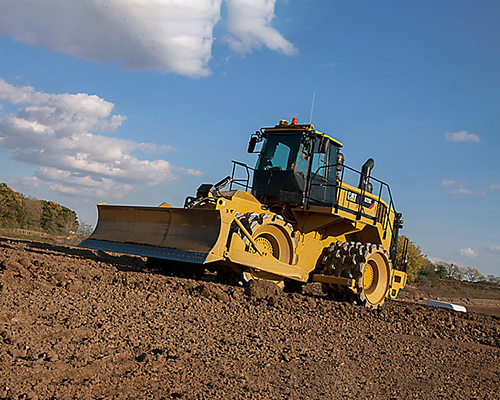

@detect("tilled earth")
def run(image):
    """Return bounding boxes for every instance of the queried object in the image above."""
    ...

[1,237,499,400]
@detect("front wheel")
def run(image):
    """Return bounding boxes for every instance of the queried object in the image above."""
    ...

[236,212,296,288]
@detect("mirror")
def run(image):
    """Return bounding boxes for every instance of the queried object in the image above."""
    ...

[336,152,344,171]
[247,136,258,153]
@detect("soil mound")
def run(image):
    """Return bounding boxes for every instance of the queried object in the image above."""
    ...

[1,237,499,399]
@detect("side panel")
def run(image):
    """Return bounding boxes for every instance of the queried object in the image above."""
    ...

[295,234,325,275]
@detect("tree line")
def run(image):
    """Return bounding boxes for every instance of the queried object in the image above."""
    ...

[0,183,79,236]
[395,234,499,286]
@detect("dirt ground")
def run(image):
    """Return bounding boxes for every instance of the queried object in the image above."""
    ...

[1,236,499,399]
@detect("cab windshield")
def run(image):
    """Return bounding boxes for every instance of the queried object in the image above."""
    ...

[256,133,306,173]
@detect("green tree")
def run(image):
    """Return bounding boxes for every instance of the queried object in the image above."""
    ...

[396,235,426,284]
[446,263,463,280]
[435,263,447,279]
[61,209,79,234]
[0,183,25,228]
[22,196,43,230]
[40,200,79,235]
[417,258,441,287]
[463,266,484,283]
[487,275,500,285]
[0,183,80,235]
[76,220,94,236]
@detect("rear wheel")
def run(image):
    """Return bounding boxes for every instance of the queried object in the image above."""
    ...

[356,246,391,308]
[320,242,391,308]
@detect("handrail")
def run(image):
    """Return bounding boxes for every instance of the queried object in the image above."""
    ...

[230,160,254,191]
[307,163,396,239]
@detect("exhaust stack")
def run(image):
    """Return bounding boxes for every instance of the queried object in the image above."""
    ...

[358,158,374,193]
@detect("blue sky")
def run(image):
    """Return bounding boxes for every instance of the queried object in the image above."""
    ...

[0,0,499,276]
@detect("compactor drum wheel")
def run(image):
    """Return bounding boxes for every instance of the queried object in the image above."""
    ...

[320,242,391,308]
[237,213,296,288]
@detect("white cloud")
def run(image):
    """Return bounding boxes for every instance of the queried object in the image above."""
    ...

[445,130,480,142]
[459,248,478,258]
[225,0,297,55]
[0,0,296,77]
[443,179,485,196]
[488,246,500,255]
[441,179,456,187]
[490,184,500,191]
[12,176,41,189]
[450,187,477,195]
[0,78,202,200]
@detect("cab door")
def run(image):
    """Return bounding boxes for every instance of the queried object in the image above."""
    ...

[309,139,336,206]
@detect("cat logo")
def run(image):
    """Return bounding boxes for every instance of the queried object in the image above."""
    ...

[347,191,375,209]
[347,192,357,202]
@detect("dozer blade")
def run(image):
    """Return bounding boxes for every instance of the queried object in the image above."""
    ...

[78,205,222,264]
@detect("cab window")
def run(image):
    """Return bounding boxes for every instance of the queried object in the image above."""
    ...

[256,134,301,171]
[311,140,329,178]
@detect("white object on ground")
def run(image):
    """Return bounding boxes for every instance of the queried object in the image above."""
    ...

[426,299,467,313]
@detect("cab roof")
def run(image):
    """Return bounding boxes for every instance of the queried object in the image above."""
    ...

[262,122,344,148]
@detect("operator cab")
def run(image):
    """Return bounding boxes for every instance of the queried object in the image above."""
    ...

[249,118,344,207]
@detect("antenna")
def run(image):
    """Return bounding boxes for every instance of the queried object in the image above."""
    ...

[309,92,316,123]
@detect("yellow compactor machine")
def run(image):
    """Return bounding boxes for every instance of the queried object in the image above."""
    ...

[79,119,407,308]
